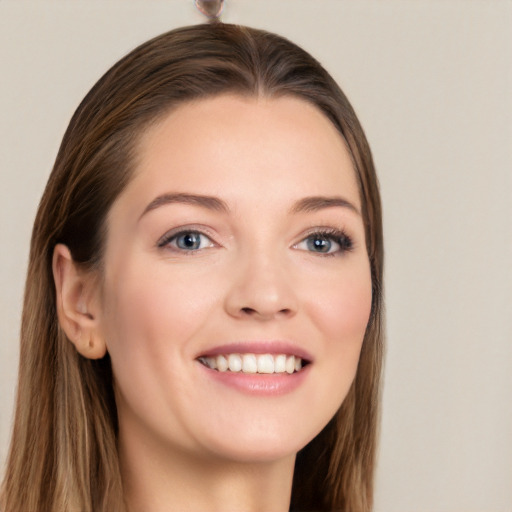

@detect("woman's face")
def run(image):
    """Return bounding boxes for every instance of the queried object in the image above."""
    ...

[97,94,372,463]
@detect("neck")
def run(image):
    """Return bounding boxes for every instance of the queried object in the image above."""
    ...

[119,431,296,512]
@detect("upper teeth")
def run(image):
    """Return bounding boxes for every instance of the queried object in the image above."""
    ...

[199,354,303,374]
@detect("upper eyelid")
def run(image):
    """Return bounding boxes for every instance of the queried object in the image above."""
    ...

[155,225,355,248]
[296,226,353,240]
[157,226,218,247]
[293,227,354,253]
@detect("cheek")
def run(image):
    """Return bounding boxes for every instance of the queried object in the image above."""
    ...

[100,271,176,410]
[99,260,224,437]
[102,260,219,358]
[310,261,373,347]
[98,261,222,425]
[292,258,372,438]
[304,258,372,407]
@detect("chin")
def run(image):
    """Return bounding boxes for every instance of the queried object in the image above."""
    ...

[194,418,326,464]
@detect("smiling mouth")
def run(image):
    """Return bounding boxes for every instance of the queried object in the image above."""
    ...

[198,353,309,374]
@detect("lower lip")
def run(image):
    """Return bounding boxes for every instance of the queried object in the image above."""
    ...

[198,363,311,396]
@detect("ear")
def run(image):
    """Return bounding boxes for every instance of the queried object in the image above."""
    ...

[52,244,107,359]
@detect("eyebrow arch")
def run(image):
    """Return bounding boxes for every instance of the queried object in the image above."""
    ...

[291,196,360,216]
[139,193,230,220]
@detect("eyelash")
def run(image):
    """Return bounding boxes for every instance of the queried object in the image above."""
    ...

[295,228,354,257]
[157,227,353,256]
[157,228,216,253]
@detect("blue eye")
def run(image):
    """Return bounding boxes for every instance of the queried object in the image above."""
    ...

[306,236,333,253]
[296,230,353,255]
[159,231,214,251]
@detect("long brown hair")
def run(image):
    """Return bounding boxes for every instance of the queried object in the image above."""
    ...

[1,23,383,512]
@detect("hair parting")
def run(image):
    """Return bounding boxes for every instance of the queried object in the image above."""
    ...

[1,22,383,512]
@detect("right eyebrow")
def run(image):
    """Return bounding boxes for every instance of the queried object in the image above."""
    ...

[138,193,230,221]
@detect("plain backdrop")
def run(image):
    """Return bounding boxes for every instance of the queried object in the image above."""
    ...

[1,1,511,511]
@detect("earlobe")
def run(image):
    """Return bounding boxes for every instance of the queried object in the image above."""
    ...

[52,244,107,359]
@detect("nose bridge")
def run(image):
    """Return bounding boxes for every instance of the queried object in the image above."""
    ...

[224,238,297,320]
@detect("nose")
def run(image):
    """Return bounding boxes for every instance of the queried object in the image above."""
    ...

[224,251,298,321]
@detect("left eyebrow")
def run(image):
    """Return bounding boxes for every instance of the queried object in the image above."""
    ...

[290,196,360,216]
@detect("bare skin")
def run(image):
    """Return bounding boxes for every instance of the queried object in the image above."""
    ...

[53,94,372,511]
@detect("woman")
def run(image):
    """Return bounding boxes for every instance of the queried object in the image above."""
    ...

[1,22,383,512]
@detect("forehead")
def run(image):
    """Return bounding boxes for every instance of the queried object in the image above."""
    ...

[123,94,361,214]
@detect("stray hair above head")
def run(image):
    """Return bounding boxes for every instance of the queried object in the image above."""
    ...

[1,22,383,512]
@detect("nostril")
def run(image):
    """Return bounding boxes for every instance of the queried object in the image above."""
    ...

[239,306,293,318]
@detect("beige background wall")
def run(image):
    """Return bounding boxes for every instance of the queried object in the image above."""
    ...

[1,1,511,510]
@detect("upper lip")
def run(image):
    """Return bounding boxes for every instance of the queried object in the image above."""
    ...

[196,341,314,363]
